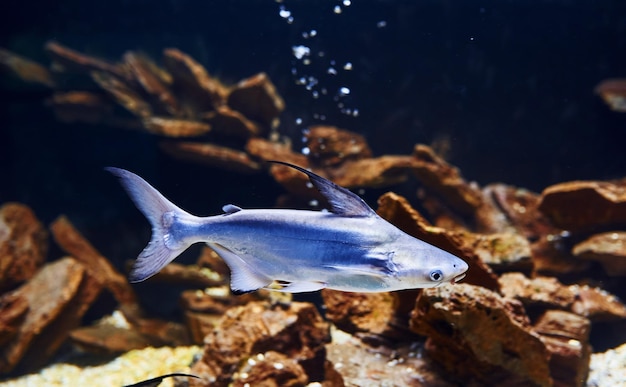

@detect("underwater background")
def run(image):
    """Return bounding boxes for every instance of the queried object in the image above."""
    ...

[2,1,626,385]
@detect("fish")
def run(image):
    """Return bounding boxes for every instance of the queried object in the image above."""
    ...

[106,161,468,294]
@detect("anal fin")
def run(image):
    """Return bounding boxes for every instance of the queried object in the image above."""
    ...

[272,281,327,293]
[207,243,272,294]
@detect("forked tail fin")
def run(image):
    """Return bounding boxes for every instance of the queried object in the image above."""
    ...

[106,167,196,282]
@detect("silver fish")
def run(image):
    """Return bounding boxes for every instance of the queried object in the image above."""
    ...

[106,161,468,294]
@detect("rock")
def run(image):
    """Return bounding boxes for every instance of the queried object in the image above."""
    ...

[594,78,626,112]
[70,306,190,355]
[538,180,626,233]
[569,284,626,322]
[46,91,118,125]
[142,117,211,137]
[0,48,55,87]
[534,310,591,387]
[202,105,261,138]
[376,192,500,291]
[572,231,626,276]
[327,156,417,188]
[149,262,225,288]
[499,273,576,310]
[410,283,552,386]
[482,184,555,238]
[123,51,180,116]
[50,215,137,306]
[0,203,48,292]
[326,328,452,387]
[45,41,128,79]
[0,292,29,348]
[304,125,372,167]
[189,301,330,386]
[0,257,103,373]
[227,72,285,130]
[499,272,626,322]
[321,289,419,341]
[411,144,484,217]
[471,233,533,274]
[162,48,227,114]
[230,351,308,387]
[531,234,591,275]
[246,138,308,168]
[91,71,153,118]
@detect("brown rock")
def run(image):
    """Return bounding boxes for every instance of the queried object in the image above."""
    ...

[570,284,626,321]
[50,215,137,306]
[328,156,416,188]
[123,51,180,116]
[161,141,261,173]
[572,231,626,276]
[534,310,591,387]
[196,245,231,277]
[484,184,554,239]
[411,144,484,217]
[0,48,55,87]
[246,137,308,167]
[594,78,626,112]
[69,322,156,355]
[0,203,48,292]
[0,257,102,373]
[410,283,552,386]
[227,72,285,130]
[189,301,330,386]
[538,180,626,233]
[142,117,211,137]
[499,272,626,322]
[471,233,533,274]
[46,91,118,125]
[531,234,591,276]
[149,262,225,288]
[45,41,128,79]
[202,105,261,138]
[92,71,153,118]
[376,192,500,291]
[162,48,227,114]
[499,273,576,310]
[231,351,308,387]
[321,289,419,341]
[0,292,29,348]
[304,125,372,167]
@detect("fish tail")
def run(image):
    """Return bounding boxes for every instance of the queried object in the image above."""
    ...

[106,167,198,282]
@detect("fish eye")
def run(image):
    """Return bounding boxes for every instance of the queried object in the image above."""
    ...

[429,269,443,282]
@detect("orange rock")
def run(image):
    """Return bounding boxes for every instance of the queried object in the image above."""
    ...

[411,283,552,386]
[50,215,137,306]
[0,48,55,87]
[227,72,285,130]
[538,180,626,233]
[0,203,48,292]
[92,71,153,118]
[230,351,309,387]
[594,78,626,112]
[142,117,211,137]
[0,257,102,373]
[304,125,372,167]
[202,105,261,138]
[572,231,626,276]
[46,91,116,125]
[45,41,128,79]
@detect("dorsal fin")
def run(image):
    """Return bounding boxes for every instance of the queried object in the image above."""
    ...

[222,204,242,214]
[269,161,375,217]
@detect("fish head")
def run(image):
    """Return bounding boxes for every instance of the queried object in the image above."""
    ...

[397,246,469,288]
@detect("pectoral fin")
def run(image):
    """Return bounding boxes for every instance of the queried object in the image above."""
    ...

[207,243,272,294]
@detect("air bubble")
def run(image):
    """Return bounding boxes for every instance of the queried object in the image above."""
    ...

[377,20,387,28]
[333,5,342,14]
[338,87,351,96]
[343,62,353,70]
[343,0,351,6]
[309,199,319,206]
[295,118,303,125]
[327,67,337,75]
[302,147,310,156]
[292,45,311,60]
[279,7,291,19]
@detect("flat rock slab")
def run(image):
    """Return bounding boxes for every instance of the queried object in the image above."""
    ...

[0,257,102,374]
[538,180,626,233]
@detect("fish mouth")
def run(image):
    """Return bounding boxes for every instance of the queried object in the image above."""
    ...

[451,273,466,284]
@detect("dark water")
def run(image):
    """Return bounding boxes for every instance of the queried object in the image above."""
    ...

[1,0,626,272]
